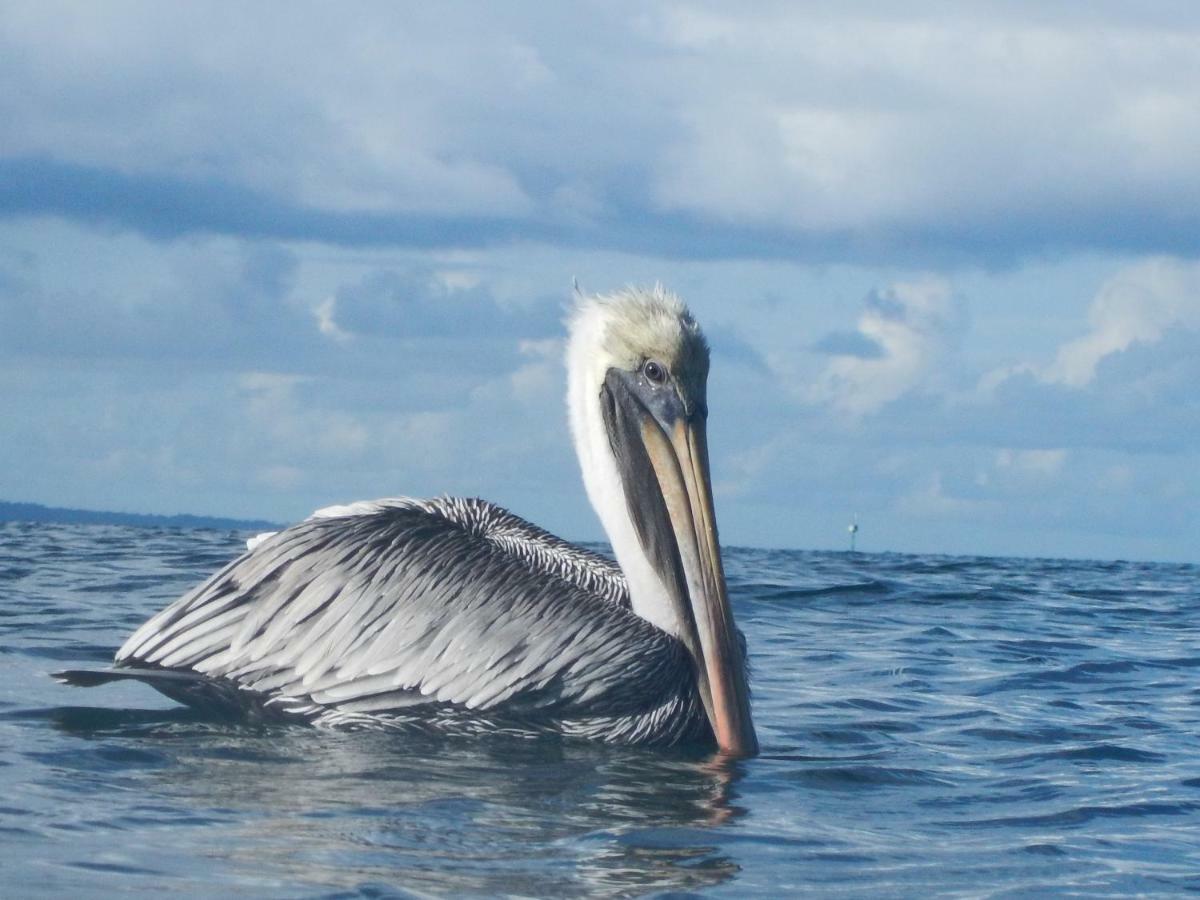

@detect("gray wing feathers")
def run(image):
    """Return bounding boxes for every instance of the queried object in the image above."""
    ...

[115,497,696,739]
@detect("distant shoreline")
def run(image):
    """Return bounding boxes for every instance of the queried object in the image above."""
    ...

[0,500,280,532]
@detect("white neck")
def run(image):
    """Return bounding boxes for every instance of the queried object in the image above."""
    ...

[566,307,684,639]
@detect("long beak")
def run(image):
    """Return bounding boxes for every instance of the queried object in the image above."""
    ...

[642,416,758,758]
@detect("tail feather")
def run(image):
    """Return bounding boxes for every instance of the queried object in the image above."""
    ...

[53,666,299,722]
[53,667,206,688]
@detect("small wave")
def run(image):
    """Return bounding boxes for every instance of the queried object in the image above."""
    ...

[1020,843,1067,856]
[978,659,1141,694]
[1145,655,1200,669]
[24,744,173,773]
[68,860,167,876]
[827,697,920,713]
[787,765,952,790]
[918,625,959,638]
[748,581,893,602]
[961,726,1101,745]
[994,638,1096,652]
[998,744,1167,765]
[77,575,174,593]
[802,729,881,746]
[952,800,1200,829]
[15,644,115,662]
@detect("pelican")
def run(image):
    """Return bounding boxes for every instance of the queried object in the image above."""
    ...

[57,286,758,757]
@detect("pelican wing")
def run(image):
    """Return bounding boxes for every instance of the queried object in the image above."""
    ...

[114,498,702,741]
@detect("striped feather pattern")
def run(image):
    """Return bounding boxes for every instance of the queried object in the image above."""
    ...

[114,497,709,746]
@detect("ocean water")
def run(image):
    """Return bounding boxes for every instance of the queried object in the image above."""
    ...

[1,520,1198,897]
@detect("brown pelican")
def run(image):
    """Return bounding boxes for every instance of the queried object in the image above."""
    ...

[56,286,758,757]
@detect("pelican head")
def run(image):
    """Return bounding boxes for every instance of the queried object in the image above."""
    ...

[567,286,758,757]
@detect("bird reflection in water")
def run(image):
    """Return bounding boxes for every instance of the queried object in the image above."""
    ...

[50,710,748,895]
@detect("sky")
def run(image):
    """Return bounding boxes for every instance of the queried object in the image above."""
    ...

[2,2,1198,562]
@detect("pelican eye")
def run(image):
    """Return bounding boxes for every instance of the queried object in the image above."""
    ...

[642,360,667,384]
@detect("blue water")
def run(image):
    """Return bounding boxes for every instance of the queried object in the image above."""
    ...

[2,521,1199,896]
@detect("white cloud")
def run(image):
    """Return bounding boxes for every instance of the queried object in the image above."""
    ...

[237,371,370,460]
[3,5,1200,259]
[1041,257,1200,387]
[256,464,304,491]
[995,448,1068,478]
[896,471,996,520]
[313,296,351,343]
[508,338,563,404]
[647,6,1200,240]
[812,276,964,416]
[0,5,538,216]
